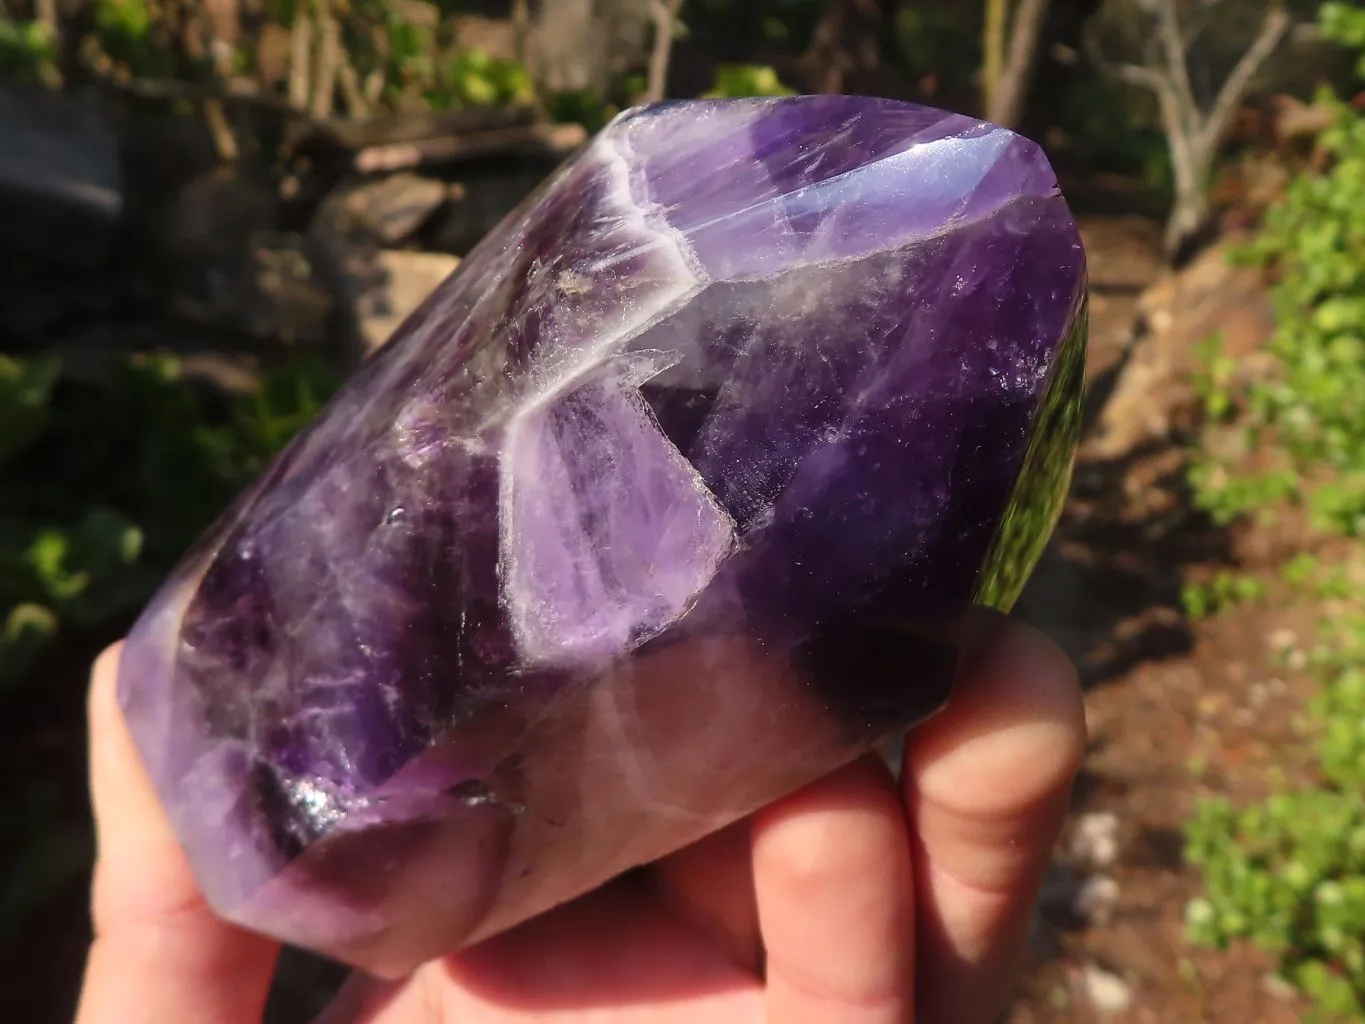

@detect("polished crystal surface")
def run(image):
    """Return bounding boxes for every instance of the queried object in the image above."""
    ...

[118,95,1088,974]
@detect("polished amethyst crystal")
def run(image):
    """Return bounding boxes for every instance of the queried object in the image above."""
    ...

[118,95,1087,974]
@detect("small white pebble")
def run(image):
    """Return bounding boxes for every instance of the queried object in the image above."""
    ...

[1081,963,1134,1015]
[1261,973,1298,1002]
[1070,811,1121,868]
[1073,874,1121,925]
[1268,628,1298,650]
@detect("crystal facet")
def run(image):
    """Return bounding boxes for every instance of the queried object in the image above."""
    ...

[118,95,1088,974]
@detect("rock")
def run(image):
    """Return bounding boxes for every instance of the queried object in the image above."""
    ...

[118,96,1088,975]
[1268,627,1299,651]
[1090,239,1275,458]
[1081,963,1135,1015]
[1073,873,1121,925]
[341,174,457,245]
[158,168,333,345]
[1261,972,1299,1003]
[351,249,461,356]
[0,84,122,268]
[1070,810,1121,868]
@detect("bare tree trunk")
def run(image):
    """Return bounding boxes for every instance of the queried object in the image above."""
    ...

[512,0,531,67]
[1086,1,1291,262]
[288,12,313,111]
[311,0,341,120]
[984,0,1052,128]
[983,0,1007,117]
[643,0,684,104]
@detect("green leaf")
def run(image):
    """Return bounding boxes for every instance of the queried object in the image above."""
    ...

[0,355,59,469]
[702,64,795,99]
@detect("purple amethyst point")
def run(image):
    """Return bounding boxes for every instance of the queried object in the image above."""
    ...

[118,94,1087,974]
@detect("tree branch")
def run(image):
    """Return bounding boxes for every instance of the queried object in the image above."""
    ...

[643,0,684,104]
[336,53,370,119]
[988,0,1051,127]
[288,12,312,111]
[1084,23,1193,182]
[1083,27,1170,93]
[1200,3,1290,151]
[311,0,341,120]
[1154,0,1198,134]
[983,0,1007,118]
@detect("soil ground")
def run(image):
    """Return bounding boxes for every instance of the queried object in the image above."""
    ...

[0,214,1330,1023]
[1004,216,1321,1022]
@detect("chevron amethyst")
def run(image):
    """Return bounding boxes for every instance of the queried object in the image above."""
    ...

[118,95,1087,973]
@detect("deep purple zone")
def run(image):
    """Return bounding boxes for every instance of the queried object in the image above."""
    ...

[118,95,1088,952]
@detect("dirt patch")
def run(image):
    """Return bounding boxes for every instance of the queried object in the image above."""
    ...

[1004,217,1327,1022]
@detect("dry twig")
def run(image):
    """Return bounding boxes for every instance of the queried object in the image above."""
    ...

[983,0,1052,128]
[311,0,342,120]
[289,12,313,111]
[644,0,684,104]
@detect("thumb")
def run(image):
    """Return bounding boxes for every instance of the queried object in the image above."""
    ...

[76,642,281,1024]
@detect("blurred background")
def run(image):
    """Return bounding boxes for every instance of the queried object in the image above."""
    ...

[2,0,1364,1020]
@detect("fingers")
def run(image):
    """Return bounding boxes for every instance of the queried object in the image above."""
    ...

[651,819,762,973]
[752,755,916,1024]
[420,872,765,1024]
[904,618,1085,1023]
[76,642,281,1024]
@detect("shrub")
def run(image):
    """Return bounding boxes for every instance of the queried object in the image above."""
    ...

[0,354,337,685]
[1183,5,1365,1017]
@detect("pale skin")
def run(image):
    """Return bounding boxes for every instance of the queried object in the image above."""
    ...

[76,617,1085,1024]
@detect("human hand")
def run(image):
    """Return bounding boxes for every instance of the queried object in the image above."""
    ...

[75,616,1084,1024]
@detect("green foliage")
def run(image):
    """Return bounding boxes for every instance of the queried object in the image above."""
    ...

[893,4,978,88]
[1183,12,1365,1016]
[1193,82,1365,534]
[0,356,59,470]
[1180,569,1267,620]
[90,0,203,82]
[1282,553,1355,601]
[0,355,337,685]
[11,0,538,118]
[1188,456,1299,527]
[368,3,534,113]
[702,63,795,98]
[1185,615,1365,1020]
[0,16,58,84]
[1186,785,1365,1019]
[432,47,534,109]
[1323,2,1365,78]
